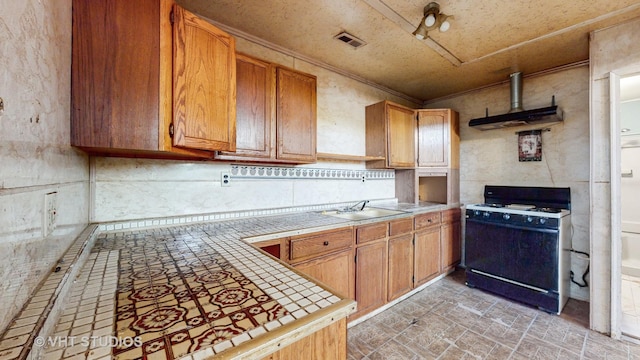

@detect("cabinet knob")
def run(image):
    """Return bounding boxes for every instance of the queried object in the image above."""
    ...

[323,241,329,246]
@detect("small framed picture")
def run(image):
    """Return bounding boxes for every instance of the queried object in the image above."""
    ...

[518,130,542,161]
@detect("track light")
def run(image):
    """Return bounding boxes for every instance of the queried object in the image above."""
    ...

[413,2,453,40]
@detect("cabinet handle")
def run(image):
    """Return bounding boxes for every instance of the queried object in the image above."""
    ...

[427,219,432,223]
[323,241,329,246]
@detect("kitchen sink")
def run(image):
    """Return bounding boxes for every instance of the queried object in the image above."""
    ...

[320,207,408,220]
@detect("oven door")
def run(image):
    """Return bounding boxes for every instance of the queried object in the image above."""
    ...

[465,217,560,291]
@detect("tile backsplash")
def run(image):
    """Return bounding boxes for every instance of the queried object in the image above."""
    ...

[91,158,396,223]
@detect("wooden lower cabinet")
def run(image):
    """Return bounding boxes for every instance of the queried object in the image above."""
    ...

[287,227,354,300]
[352,240,387,319]
[414,225,441,287]
[293,248,354,299]
[260,318,347,360]
[441,208,462,272]
[387,233,414,301]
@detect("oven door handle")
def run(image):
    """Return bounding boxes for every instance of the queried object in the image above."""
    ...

[466,218,559,234]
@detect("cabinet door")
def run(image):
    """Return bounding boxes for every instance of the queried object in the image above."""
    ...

[417,109,448,167]
[387,104,416,168]
[276,67,317,162]
[71,0,162,151]
[441,220,461,271]
[217,54,275,160]
[414,227,440,287]
[353,241,387,319]
[387,234,414,301]
[294,248,354,300]
[173,4,236,152]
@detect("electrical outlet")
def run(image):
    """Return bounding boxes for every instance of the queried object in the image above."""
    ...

[221,172,231,187]
[44,192,57,237]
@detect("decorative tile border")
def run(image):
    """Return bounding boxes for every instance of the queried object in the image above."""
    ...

[230,165,394,180]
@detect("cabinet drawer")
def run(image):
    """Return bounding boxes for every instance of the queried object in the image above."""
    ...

[442,208,461,223]
[356,222,388,244]
[389,218,413,236]
[290,228,353,263]
[414,212,441,230]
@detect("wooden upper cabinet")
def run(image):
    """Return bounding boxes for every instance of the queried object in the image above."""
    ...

[276,67,317,162]
[172,5,236,152]
[216,58,316,164]
[216,53,275,160]
[71,0,235,158]
[366,101,416,169]
[417,109,459,168]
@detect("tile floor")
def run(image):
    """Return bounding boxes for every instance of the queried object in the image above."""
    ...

[348,270,640,360]
[622,274,640,339]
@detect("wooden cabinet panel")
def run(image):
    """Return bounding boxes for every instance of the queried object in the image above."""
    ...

[414,226,440,287]
[417,109,460,169]
[414,211,441,230]
[441,208,461,271]
[417,110,447,167]
[389,218,413,236]
[290,228,353,263]
[388,104,416,168]
[387,234,414,301]
[173,5,236,152]
[276,67,317,162]
[71,0,235,158]
[71,0,161,151]
[356,222,388,244]
[365,101,416,169]
[217,53,274,160]
[262,319,347,360]
[353,240,387,319]
[294,248,354,299]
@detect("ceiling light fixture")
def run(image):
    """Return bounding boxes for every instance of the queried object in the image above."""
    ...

[412,2,453,40]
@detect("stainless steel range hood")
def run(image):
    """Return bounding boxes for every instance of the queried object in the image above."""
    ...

[469,72,563,130]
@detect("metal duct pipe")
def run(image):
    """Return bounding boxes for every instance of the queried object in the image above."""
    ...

[509,72,524,113]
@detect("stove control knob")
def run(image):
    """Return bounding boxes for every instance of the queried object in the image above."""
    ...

[539,218,547,224]
[483,212,490,218]
[474,210,480,216]
[503,214,510,220]
[526,216,533,223]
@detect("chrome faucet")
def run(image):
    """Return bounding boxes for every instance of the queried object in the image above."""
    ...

[348,200,370,212]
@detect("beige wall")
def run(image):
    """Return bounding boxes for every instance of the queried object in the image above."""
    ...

[590,16,640,334]
[0,1,90,332]
[426,66,591,302]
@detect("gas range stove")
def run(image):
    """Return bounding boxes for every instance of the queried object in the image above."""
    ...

[466,203,571,219]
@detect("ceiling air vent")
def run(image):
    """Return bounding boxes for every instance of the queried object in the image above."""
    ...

[334,31,367,49]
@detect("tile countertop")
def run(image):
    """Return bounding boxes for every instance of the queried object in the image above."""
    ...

[0,202,458,360]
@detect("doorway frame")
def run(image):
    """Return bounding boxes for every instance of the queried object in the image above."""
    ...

[610,68,640,340]
[610,71,622,340]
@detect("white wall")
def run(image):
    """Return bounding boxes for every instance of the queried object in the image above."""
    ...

[91,37,410,223]
[425,66,591,302]
[621,134,640,232]
[0,1,90,332]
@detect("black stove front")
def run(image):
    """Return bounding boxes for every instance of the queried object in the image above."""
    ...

[464,185,571,314]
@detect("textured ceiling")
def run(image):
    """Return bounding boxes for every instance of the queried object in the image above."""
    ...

[180,0,640,103]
